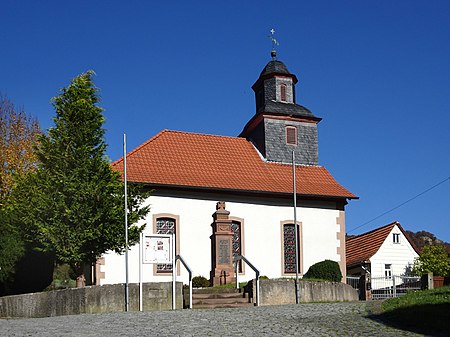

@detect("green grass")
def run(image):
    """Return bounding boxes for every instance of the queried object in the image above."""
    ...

[376,286,450,335]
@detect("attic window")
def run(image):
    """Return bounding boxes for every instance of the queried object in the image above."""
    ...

[393,233,400,244]
[286,126,297,146]
[280,83,287,102]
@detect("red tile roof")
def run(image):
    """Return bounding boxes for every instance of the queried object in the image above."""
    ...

[112,130,357,199]
[346,222,420,267]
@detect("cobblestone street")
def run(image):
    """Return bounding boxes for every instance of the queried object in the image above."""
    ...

[0,302,425,336]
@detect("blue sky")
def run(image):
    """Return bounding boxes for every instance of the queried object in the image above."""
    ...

[1,1,449,241]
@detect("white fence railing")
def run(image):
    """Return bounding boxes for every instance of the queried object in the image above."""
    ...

[370,275,421,300]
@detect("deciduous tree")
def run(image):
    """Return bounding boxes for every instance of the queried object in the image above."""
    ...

[0,95,40,201]
[0,95,40,285]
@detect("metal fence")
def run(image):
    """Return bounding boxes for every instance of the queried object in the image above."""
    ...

[370,275,421,300]
[346,276,360,290]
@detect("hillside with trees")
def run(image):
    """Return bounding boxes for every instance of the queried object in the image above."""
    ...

[405,230,450,254]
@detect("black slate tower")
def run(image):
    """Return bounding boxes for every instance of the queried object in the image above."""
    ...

[240,53,321,165]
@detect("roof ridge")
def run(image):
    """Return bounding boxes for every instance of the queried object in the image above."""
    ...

[266,161,325,169]
[347,221,399,241]
[112,129,170,165]
[168,129,248,141]
[112,129,252,165]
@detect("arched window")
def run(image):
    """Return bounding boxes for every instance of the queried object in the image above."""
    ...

[280,83,287,102]
[281,222,302,275]
[231,220,243,273]
[153,215,179,274]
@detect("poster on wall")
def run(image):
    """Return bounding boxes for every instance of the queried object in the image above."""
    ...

[143,234,172,264]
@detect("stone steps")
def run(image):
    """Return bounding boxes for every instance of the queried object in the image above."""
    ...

[184,288,254,309]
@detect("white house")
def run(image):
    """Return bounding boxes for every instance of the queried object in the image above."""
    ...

[346,221,420,279]
[96,53,357,286]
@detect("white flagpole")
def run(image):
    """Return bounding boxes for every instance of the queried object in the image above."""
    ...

[139,232,143,312]
[124,134,129,311]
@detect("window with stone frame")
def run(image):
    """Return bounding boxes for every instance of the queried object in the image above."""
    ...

[155,217,176,273]
[283,223,300,274]
[231,220,243,273]
[286,126,297,146]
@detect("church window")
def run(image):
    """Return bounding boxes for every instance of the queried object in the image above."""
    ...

[282,223,301,274]
[231,220,243,273]
[286,126,297,145]
[280,83,287,102]
[153,215,180,274]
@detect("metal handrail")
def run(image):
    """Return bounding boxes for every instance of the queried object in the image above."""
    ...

[234,255,260,306]
[175,255,193,309]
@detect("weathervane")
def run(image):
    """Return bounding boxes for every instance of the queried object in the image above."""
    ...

[268,28,279,59]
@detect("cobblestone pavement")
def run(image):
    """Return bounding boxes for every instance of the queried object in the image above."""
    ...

[0,302,425,337]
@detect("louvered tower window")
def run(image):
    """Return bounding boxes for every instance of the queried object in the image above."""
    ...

[286,126,297,145]
[280,83,287,102]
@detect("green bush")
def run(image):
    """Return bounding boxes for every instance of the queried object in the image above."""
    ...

[192,275,210,288]
[303,260,342,282]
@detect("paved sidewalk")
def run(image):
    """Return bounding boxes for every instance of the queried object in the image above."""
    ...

[0,302,424,336]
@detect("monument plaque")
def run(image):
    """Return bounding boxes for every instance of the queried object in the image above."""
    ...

[210,201,235,285]
[218,239,230,265]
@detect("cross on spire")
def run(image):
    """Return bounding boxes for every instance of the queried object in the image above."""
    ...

[268,28,279,59]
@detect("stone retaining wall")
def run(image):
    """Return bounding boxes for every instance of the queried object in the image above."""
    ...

[0,282,183,318]
[259,279,358,305]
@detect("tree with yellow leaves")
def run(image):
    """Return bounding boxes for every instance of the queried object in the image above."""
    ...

[0,94,40,284]
[0,95,40,201]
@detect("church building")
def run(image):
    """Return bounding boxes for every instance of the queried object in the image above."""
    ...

[97,51,357,286]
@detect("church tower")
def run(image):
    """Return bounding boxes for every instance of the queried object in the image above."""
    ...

[239,51,321,165]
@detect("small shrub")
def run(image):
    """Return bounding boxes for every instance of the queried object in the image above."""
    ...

[192,275,210,288]
[303,260,342,282]
[45,264,76,290]
[259,275,269,280]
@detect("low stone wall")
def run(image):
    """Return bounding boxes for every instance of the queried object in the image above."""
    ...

[259,279,358,305]
[0,282,183,318]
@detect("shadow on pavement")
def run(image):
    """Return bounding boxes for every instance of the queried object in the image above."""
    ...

[367,303,450,337]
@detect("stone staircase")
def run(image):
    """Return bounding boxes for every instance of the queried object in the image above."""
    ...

[184,287,254,309]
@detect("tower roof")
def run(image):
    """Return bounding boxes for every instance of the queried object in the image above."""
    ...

[256,60,298,84]
[260,60,291,76]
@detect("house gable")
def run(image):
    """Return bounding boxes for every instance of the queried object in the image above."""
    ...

[370,224,420,277]
[346,222,420,276]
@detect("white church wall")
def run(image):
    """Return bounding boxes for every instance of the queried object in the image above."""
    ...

[100,195,343,285]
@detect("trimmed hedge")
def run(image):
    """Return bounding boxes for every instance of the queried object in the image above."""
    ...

[192,275,210,288]
[303,260,342,282]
